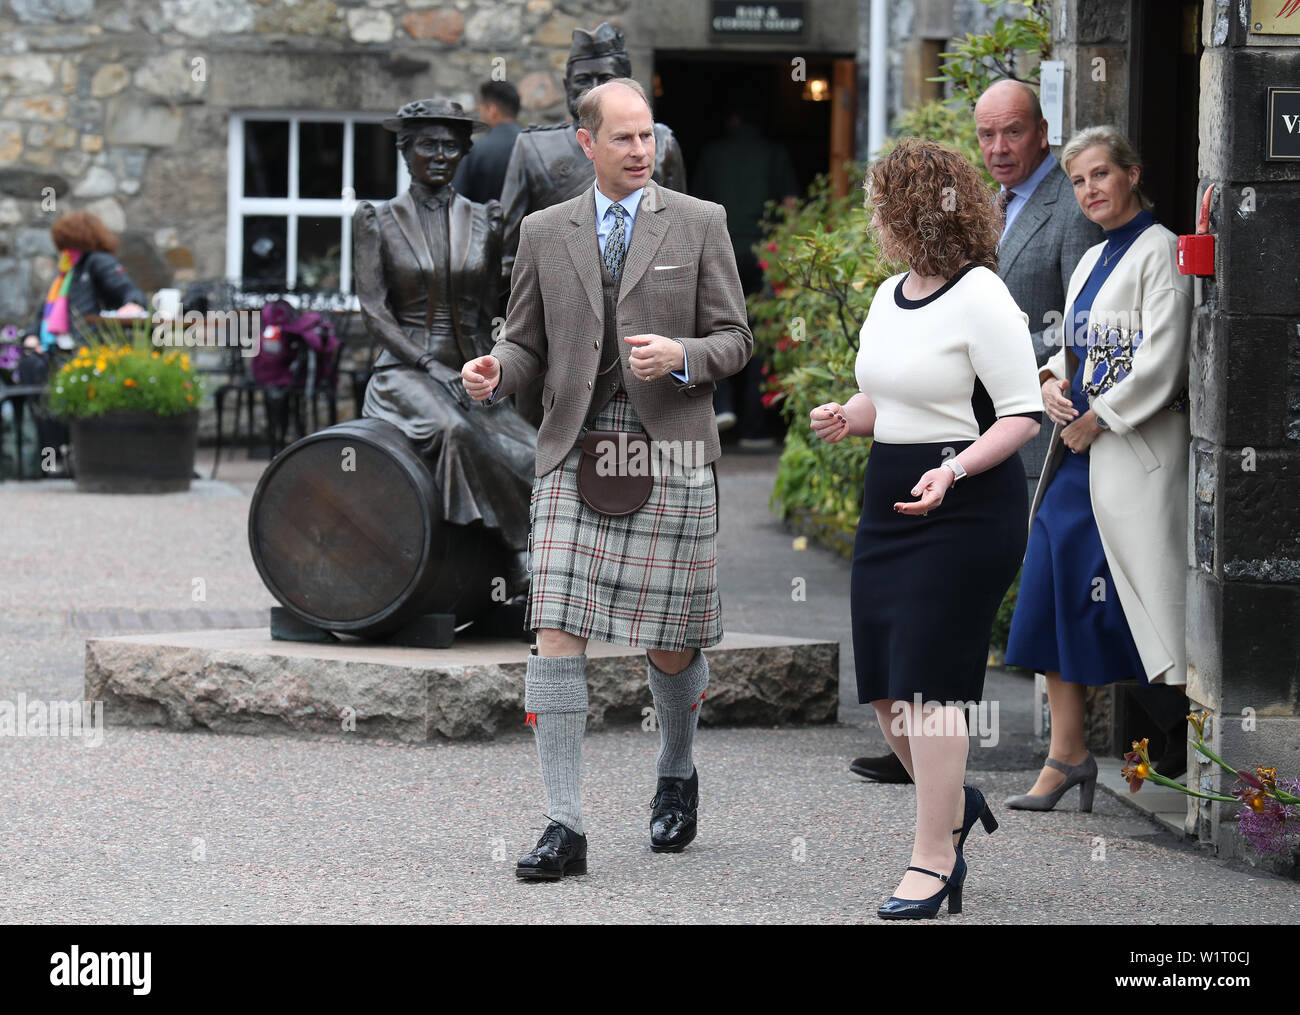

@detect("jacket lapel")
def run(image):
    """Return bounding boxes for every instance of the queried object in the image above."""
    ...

[566,183,605,323]
[617,181,669,305]
[389,189,434,280]
[997,166,1061,275]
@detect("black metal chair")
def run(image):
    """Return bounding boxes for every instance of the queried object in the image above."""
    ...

[210,287,348,478]
[0,382,50,480]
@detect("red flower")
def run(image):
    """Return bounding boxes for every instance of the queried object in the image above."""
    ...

[766,242,778,252]
[775,336,792,352]
[758,259,769,272]
[772,282,785,295]
[761,391,783,409]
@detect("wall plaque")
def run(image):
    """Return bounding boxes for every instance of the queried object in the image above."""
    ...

[1267,87,1300,160]
[711,2,806,36]
[1251,0,1300,34]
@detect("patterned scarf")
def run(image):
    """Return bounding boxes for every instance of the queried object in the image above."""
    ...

[40,249,82,348]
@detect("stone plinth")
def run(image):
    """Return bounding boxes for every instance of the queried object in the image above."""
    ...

[84,629,839,742]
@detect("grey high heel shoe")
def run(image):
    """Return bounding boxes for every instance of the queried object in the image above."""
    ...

[1004,753,1098,812]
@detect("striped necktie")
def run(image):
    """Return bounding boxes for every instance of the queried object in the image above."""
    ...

[603,202,627,280]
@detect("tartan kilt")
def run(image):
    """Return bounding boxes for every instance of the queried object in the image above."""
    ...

[525,389,722,651]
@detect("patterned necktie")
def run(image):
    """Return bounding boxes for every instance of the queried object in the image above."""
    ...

[997,188,1014,230]
[603,202,627,280]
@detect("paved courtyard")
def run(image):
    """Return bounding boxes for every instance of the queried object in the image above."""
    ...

[0,450,1295,924]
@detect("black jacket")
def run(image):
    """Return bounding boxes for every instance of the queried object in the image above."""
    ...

[32,251,147,336]
[451,122,522,204]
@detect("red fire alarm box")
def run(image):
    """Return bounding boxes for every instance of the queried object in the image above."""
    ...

[1177,185,1215,276]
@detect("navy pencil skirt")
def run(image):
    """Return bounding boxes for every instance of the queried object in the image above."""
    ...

[851,440,1028,705]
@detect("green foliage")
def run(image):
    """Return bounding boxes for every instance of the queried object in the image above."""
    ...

[930,0,1052,108]
[47,319,202,419]
[747,169,876,526]
[750,102,994,530]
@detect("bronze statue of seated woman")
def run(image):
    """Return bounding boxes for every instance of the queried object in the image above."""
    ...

[354,98,537,595]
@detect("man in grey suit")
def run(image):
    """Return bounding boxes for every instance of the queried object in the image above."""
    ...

[463,79,751,880]
[979,80,1104,498]
[848,79,1101,787]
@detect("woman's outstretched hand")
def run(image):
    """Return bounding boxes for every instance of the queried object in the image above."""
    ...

[810,402,850,443]
[1042,377,1076,426]
[894,467,954,516]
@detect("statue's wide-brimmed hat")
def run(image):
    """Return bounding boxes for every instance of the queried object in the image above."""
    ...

[567,22,628,67]
[381,98,486,134]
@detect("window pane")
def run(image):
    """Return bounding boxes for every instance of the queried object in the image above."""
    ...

[299,121,344,200]
[241,215,287,290]
[297,217,342,291]
[243,121,288,198]
[353,122,398,199]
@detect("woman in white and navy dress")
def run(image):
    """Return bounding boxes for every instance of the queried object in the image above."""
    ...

[1004,127,1193,811]
[811,139,1043,919]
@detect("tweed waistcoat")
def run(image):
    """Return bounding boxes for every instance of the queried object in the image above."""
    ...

[584,255,629,426]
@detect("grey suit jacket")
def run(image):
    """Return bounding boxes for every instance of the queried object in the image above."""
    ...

[490,179,753,476]
[997,162,1104,366]
[998,162,1103,483]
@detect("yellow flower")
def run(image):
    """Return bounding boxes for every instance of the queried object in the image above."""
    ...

[1187,710,1210,739]
[1258,767,1278,791]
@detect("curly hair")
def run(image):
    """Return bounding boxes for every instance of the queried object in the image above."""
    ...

[865,138,999,278]
[50,211,119,254]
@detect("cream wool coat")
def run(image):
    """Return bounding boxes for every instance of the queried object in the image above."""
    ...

[1031,223,1193,685]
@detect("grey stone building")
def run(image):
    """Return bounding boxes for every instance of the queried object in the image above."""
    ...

[0,0,1017,322]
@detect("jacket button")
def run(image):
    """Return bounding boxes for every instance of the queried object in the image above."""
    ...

[587,381,592,389]
[594,340,600,349]
[687,384,696,391]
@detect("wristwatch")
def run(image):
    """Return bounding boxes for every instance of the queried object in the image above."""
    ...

[1094,411,1110,430]
[942,458,967,483]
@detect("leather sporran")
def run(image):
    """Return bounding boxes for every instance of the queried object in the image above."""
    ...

[576,430,654,516]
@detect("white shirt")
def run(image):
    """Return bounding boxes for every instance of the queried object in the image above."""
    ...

[999,153,1058,241]
[855,265,1043,444]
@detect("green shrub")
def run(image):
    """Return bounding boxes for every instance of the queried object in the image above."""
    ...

[47,320,202,419]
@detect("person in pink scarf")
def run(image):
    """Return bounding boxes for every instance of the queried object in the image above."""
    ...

[35,211,146,349]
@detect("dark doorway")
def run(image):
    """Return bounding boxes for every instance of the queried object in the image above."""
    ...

[1130,0,1202,236]
[653,51,848,196]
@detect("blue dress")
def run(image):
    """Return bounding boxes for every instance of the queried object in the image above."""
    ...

[1004,211,1154,686]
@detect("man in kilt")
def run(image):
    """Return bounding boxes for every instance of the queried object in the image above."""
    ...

[462,79,752,880]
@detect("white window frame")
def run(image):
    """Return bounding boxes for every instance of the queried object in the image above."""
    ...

[226,110,409,296]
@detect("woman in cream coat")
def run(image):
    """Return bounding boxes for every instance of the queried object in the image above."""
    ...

[1003,126,1194,810]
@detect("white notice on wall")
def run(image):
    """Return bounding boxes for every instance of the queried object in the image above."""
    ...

[1041,60,1065,145]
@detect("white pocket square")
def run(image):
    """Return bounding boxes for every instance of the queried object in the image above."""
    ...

[653,264,687,270]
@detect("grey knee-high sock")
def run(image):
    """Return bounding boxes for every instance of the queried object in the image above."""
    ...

[646,651,709,779]
[525,653,588,836]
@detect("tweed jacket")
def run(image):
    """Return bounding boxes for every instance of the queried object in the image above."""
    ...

[490,179,753,476]
[999,161,1104,486]
[998,161,1105,364]
[1032,223,1193,685]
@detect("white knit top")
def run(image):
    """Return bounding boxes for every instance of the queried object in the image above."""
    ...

[854,264,1043,444]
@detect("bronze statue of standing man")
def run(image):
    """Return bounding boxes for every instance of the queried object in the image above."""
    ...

[354,98,537,594]
[498,23,687,426]
[500,22,688,287]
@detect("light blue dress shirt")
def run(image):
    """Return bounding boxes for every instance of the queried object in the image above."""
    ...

[999,153,1058,241]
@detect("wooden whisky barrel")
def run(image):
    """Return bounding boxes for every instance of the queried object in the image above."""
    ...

[248,418,510,638]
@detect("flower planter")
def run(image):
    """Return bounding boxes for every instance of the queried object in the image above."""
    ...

[69,409,198,493]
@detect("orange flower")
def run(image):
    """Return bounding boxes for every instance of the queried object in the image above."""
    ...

[123,378,137,388]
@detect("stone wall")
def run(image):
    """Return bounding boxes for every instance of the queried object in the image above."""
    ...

[0,0,641,325]
[1184,0,1300,873]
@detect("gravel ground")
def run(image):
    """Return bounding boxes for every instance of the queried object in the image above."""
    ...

[0,449,1295,924]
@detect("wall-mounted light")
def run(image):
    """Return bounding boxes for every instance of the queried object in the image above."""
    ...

[802,78,830,102]
[653,73,664,99]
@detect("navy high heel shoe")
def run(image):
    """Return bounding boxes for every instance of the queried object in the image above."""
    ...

[953,785,999,855]
[876,853,967,920]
